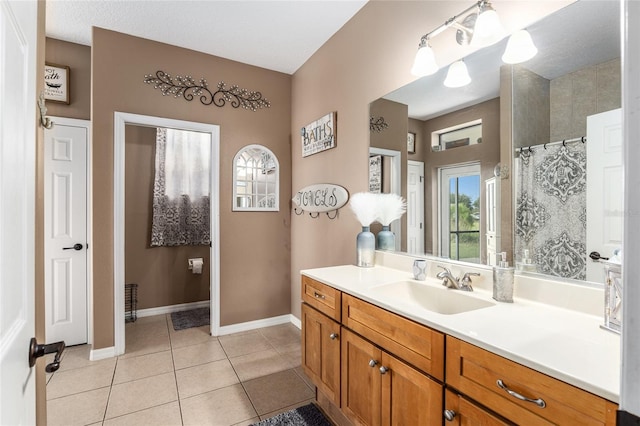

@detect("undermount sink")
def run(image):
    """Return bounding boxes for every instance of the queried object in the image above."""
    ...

[369,280,496,315]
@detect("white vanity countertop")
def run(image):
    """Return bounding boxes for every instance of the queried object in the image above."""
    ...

[301,264,621,403]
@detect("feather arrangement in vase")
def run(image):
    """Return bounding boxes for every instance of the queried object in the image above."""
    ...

[350,192,379,267]
[376,193,407,250]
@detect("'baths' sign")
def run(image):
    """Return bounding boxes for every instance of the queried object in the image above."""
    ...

[292,184,349,213]
[301,112,336,157]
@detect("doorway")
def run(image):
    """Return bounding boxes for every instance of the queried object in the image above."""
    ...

[407,160,425,254]
[439,163,481,263]
[113,113,220,356]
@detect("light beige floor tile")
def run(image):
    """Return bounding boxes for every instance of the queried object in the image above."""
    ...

[229,348,291,382]
[132,314,168,325]
[113,350,173,384]
[172,339,226,370]
[232,419,259,426]
[219,331,272,358]
[120,331,171,359]
[169,325,213,349]
[281,348,302,369]
[47,363,115,400]
[105,372,177,419]
[47,387,109,426]
[243,369,315,415]
[126,319,169,339]
[176,359,239,399]
[258,398,316,421]
[103,401,181,426]
[47,344,117,373]
[180,384,257,426]
[293,366,315,391]
[258,323,301,348]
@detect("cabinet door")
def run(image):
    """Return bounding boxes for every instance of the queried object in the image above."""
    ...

[444,389,512,425]
[301,303,341,405]
[381,351,443,426]
[342,329,382,426]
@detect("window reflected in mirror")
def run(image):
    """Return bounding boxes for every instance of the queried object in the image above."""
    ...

[233,145,279,211]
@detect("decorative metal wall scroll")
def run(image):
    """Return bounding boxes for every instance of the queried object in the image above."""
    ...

[301,112,336,157]
[143,70,270,111]
[369,116,388,132]
[292,184,349,219]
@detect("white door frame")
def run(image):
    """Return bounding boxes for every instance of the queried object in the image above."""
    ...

[46,116,93,345]
[407,160,425,254]
[113,112,221,356]
[370,147,402,250]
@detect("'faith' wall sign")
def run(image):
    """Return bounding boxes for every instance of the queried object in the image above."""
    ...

[301,112,336,157]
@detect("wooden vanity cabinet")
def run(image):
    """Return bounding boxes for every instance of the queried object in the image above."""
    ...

[446,336,617,426]
[444,389,512,425]
[301,303,341,406]
[341,328,443,426]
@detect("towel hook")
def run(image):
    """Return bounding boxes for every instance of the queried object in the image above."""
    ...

[543,143,548,150]
[562,139,566,147]
[38,92,54,129]
[581,136,586,143]
[326,210,338,220]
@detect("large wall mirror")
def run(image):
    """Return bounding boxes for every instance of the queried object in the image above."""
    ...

[369,0,621,286]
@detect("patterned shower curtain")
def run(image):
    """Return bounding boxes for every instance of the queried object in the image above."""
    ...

[514,143,587,280]
[151,128,211,247]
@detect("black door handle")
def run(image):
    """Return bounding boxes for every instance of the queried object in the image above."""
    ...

[62,243,83,251]
[589,251,609,261]
[28,338,65,373]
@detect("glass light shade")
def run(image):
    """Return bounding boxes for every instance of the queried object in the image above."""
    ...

[502,30,538,64]
[470,8,505,47]
[444,61,471,88]
[411,44,438,77]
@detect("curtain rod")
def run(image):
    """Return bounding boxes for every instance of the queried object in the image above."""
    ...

[514,136,586,154]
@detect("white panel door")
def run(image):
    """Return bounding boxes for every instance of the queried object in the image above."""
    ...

[44,123,88,346]
[586,108,623,283]
[0,0,38,424]
[407,161,424,254]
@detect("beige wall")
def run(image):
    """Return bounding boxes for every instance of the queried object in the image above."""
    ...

[44,37,91,120]
[125,125,210,310]
[92,28,292,349]
[290,1,571,319]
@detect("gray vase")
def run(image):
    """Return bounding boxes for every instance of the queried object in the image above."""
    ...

[356,226,375,267]
[376,225,395,250]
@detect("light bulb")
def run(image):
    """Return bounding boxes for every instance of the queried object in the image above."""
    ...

[411,42,438,77]
[444,61,471,88]
[502,30,538,64]
[471,3,505,47]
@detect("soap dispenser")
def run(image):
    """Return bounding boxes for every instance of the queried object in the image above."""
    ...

[493,252,514,303]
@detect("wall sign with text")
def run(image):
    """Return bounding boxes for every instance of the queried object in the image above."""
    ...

[301,112,336,157]
[292,183,349,219]
[44,63,70,104]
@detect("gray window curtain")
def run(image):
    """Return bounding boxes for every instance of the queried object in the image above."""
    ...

[515,144,587,280]
[151,128,211,247]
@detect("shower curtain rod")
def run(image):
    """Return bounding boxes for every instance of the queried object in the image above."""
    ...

[515,136,586,154]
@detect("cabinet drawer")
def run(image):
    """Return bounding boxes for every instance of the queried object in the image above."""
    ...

[444,388,512,425]
[302,276,341,322]
[342,293,445,381]
[446,337,616,425]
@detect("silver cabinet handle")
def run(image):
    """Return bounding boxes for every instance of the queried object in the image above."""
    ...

[379,366,389,374]
[368,359,378,367]
[329,333,339,340]
[496,379,546,408]
[444,409,456,421]
[313,291,326,299]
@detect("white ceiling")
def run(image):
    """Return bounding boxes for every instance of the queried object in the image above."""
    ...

[45,0,368,75]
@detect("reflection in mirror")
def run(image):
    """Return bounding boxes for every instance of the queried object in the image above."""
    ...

[368,0,621,284]
[233,144,279,211]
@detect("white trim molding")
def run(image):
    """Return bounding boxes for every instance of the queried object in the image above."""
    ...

[216,314,296,336]
[90,346,116,361]
[137,300,210,318]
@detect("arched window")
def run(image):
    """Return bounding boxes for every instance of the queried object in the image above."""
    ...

[233,145,279,211]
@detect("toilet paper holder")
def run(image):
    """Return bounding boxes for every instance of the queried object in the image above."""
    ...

[188,258,204,270]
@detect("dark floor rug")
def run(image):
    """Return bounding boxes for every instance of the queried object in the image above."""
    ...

[170,307,210,331]
[251,404,332,426]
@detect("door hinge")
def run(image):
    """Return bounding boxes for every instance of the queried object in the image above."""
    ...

[420,223,423,229]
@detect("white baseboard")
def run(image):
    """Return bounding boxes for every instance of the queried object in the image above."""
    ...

[216,314,299,336]
[137,300,210,318]
[90,346,116,361]
[290,314,301,329]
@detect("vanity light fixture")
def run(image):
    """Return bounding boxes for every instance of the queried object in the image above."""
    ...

[411,1,536,82]
[444,60,472,88]
[502,29,538,64]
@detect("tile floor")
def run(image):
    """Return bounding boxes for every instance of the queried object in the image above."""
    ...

[46,314,315,426]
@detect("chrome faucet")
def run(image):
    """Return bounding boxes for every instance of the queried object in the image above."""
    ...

[436,266,479,292]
